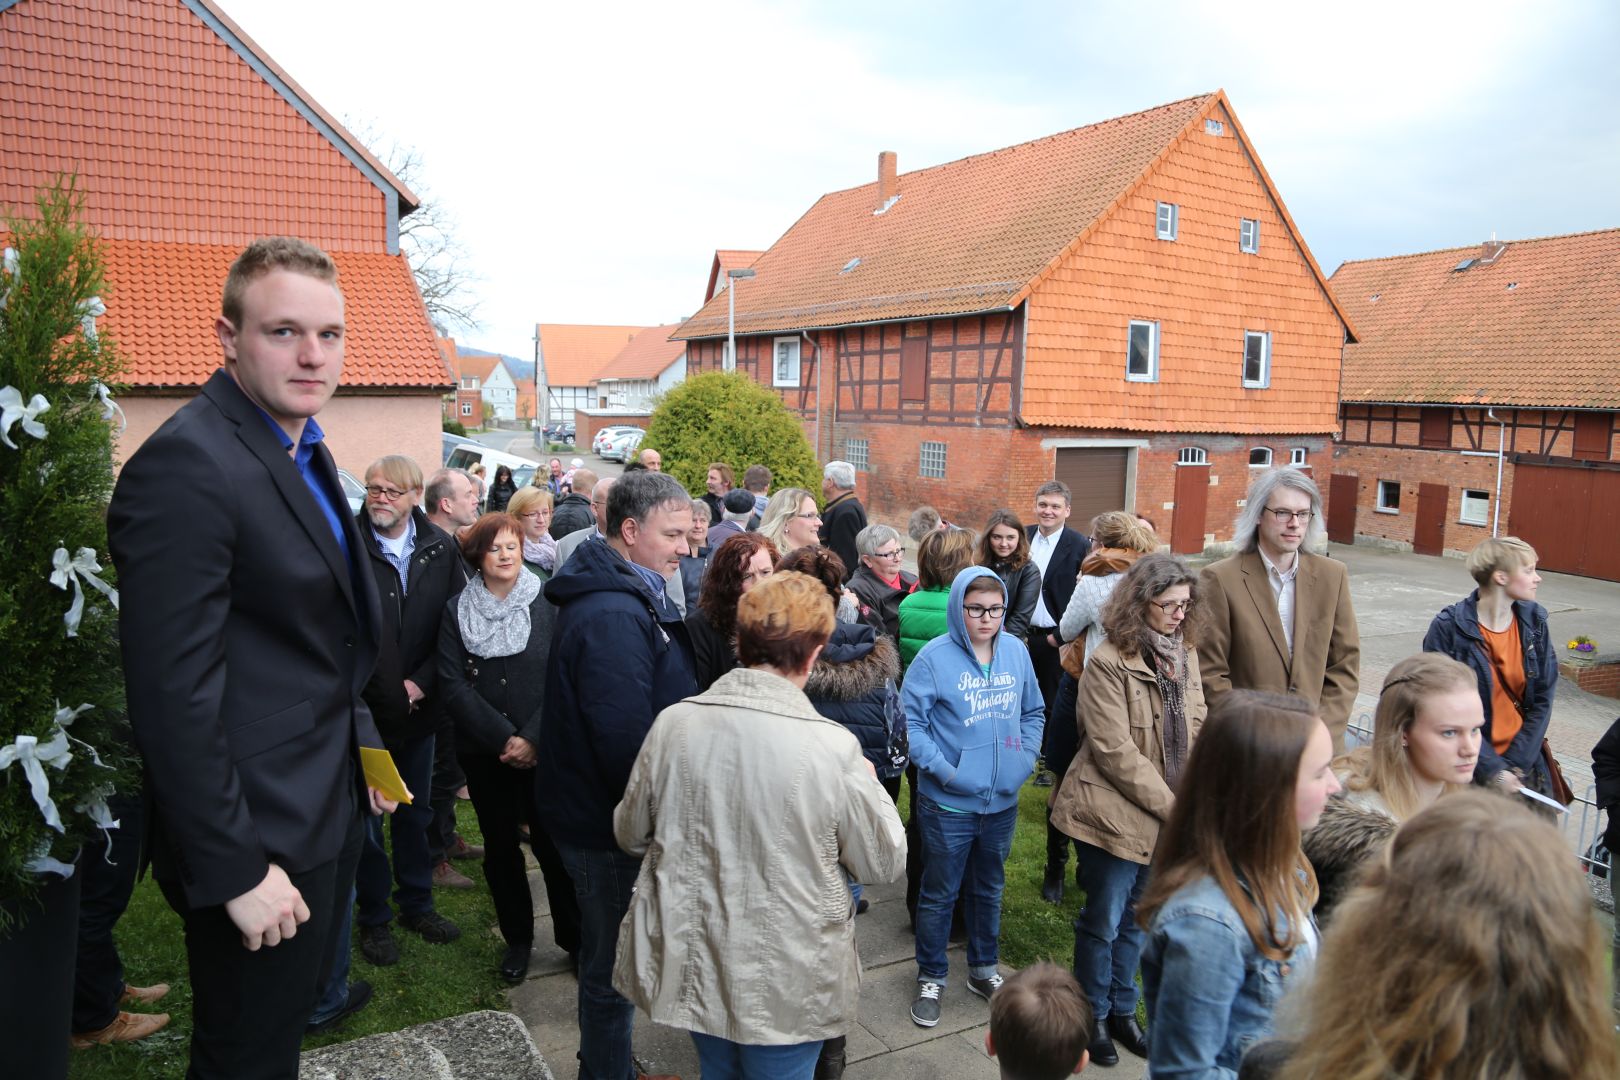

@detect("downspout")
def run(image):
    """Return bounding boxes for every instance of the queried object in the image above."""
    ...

[803,329,824,460]
[1487,407,1506,536]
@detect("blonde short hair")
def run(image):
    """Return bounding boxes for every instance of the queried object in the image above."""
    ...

[1466,536,1536,587]
[506,486,554,517]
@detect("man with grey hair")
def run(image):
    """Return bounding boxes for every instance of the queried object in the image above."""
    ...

[1197,467,1360,751]
[819,459,866,582]
[536,471,697,1078]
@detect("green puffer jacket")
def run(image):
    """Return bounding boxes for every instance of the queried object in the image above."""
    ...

[897,586,951,671]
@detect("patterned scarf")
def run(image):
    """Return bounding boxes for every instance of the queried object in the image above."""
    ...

[456,570,541,658]
[523,533,557,572]
[1144,628,1191,788]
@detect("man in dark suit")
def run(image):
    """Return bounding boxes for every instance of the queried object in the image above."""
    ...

[818,459,866,582]
[108,237,396,1079]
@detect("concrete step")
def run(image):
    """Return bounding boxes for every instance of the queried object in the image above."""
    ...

[300,1010,553,1080]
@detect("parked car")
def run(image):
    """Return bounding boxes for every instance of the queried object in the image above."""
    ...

[592,425,641,456]
[600,428,644,463]
[444,444,537,490]
[442,431,479,465]
[338,468,366,516]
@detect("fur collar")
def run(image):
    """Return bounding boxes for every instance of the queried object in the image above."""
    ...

[804,634,900,702]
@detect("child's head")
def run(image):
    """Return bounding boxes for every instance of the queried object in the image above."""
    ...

[962,572,1008,648]
[1465,535,1536,588]
[986,963,1091,1079]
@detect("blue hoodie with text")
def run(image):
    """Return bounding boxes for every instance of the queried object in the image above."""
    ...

[902,566,1045,814]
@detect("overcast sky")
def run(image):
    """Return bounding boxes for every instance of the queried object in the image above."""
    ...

[223,0,1620,359]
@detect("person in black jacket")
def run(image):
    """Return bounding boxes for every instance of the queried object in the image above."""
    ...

[548,467,596,540]
[1593,715,1620,1015]
[818,460,867,582]
[1026,481,1091,781]
[979,509,1040,640]
[439,512,579,983]
[348,457,467,966]
[685,531,780,690]
[485,464,517,514]
[848,523,917,641]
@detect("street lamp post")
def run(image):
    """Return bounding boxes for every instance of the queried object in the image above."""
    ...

[726,267,756,371]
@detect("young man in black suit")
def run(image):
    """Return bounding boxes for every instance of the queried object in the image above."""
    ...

[109,237,397,1078]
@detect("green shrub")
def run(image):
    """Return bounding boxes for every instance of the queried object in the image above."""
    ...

[645,371,819,499]
[442,418,467,437]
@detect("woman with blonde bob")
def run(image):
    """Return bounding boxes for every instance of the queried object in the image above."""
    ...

[756,487,823,557]
[1275,792,1620,1080]
[613,572,906,1079]
[1303,653,1482,923]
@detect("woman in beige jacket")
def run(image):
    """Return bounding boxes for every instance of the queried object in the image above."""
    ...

[1049,552,1207,1067]
[613,572,907,1079]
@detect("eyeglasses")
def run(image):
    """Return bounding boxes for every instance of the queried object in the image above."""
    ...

[869,548,903,560]
[518,511,549,522]
[794,511,822,520]
[365,485,413,501]
[1151,599,1196,615]
[1263,508,1314,523]
[963,604,1007,619]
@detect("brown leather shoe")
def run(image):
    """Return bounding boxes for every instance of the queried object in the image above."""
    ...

[448,834,485,860]
[120,982,170,1006]
[71,1010,170,1049]
[432,859,476,889]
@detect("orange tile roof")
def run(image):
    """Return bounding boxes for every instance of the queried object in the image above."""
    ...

[1333,229,1620,408]
[705,249,764,302]
[594,324,685,382]
[514,380,537,418]
[1,0,414,251]
[536,324,647,387]
[97,238,450,389]
[455,354,501,384]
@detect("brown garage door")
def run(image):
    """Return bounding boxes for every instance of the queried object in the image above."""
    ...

[1054,447,1130,529]
[1508,460,1620,582]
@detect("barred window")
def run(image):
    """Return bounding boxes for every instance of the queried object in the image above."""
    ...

[919,441,947,479]
[846,438,869,472]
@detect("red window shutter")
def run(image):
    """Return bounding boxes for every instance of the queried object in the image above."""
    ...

[900,337,927,402]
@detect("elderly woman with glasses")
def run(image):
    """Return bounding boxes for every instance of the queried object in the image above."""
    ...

[506,486,557,580]
[848,523,917,641]
[1049,552,1206,1065]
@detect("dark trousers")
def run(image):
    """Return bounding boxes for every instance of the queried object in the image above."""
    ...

[72,792,145,1033]
[460,752,579,953]
[1046,672,1083,869]
[1027,630,1063,756]
[427,719,464,865]
[556,842,642,1080]
[356,733,437,925]
[160,800,363,1080]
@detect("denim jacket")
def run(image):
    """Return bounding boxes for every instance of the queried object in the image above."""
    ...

[1142,874,1316,1080]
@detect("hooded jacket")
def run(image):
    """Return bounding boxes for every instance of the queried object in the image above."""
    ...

[1300,791,1398,926]
[535,536,697,849]
[902,567,1046,814]
[1422,590,1555,781]
[804,620,905,778]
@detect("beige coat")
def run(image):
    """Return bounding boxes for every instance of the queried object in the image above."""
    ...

[1197,549,1360,752]
[1050,639,1206,864]
[611,666,906,1044]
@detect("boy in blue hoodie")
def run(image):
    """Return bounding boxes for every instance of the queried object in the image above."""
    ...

[904,566,1046,1028]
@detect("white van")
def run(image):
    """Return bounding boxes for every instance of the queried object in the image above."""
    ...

[444,443,538,490]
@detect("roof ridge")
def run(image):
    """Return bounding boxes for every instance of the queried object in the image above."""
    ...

[1334,225,1620,271]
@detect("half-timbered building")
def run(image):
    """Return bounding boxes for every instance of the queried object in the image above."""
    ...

[671,92,1353,551]
[1329,229,1620,581]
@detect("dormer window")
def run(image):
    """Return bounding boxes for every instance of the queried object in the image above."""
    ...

[1156,202,1179,241]
[1240,218,1260,254]
[1204,118,1225,136]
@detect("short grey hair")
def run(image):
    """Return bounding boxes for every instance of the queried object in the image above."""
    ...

[424,467,471,513]
[606,471,690,539]
[907,506,942,544]
[823,460,856,491]
[689,498,712,524]
[856,523,901,557]
[1231,467,1325,552]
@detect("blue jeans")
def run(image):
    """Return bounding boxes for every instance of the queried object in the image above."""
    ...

[690,1032,823,1079]
[356,733,437,924]
[309,885,356,1026]
[914,796,1017,983]
[1072,839,1149,1023]
[557,841,642,1080]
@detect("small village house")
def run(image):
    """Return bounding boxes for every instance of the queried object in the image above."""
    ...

[589,324,686,414]
[533,323,645,442]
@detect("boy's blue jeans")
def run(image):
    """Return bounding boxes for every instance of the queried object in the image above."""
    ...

[913,796,1017,984]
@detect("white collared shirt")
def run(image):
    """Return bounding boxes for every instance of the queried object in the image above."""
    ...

[373,515,417,596]
[1260,549,1299,655]
[1029,528,1060,630]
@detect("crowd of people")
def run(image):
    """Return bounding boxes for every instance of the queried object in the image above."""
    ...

[77,237,1618,1080]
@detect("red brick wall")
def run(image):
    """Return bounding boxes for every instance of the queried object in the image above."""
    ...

[1329,444,1506,554]
[574,411,651,447]
[1560,658,1620,700]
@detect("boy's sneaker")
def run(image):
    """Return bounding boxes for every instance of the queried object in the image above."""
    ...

[967,971,1004,1001]
[399,910,462,944]
[910,981,943,1027]
[358,923,400,966]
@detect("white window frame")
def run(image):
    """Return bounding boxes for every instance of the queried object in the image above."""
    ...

[1156,202,1179,241]
[1249,446,1273,468]
[1459,488,1490,526]
[460,402,473,416]
[1376,480,1401,513]
[1127,320,1160,382]
[1204,118,1225,136]
[919,440,947,479]
[772,337,801,387]
[1176,446,1208,466]
[1289,447,1308,467]
[1243,331,1271,388]
[1240,218,1260,253]
[846,438,869,472]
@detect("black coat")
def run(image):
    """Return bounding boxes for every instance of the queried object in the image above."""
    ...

[549,492,594,540]
[438,587,555,757]
[1026,524,1090,636]
[804,622,905,778]
[685,605,738,691]
[1592,717,1620,854]
[992,560,1042,640]
[358,509,467,747]
[487,478,517,513]
[678,553,706,614]
[819,492,867,581]
[848,564,917,642]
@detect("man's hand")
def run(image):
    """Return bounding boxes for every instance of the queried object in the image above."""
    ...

[225,864,309,951]
[403,679,424,709]
[1496,770,1524,794]
[369,785,402,816]
[500,735,537,768]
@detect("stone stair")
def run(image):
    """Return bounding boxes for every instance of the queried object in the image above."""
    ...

[298,1010,553,1080]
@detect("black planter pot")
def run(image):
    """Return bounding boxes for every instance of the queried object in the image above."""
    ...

[2,868,84,1080]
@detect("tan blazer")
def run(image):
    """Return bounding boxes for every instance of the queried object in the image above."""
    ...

[1197,549,1359,751]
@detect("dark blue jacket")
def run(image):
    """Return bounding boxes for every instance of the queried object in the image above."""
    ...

[535,537,697,849]
[803,621,905,779]
[1422,590,1556,781]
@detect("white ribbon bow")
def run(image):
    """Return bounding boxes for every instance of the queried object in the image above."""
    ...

[0,385,50,449]
[0,729,73,833]
[90,380,127,435]
[50,546,120,637]
[79,296,107,341]
[0,246,17,310]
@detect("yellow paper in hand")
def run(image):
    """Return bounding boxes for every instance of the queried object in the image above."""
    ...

[360,746,413,805]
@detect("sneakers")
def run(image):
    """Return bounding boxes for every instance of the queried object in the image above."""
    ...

[359,923,400,966]
[967,971,1004,1001]
[120,982,170,1006]
[432,859,475,889]
[447,834,484,860]
[71,1010,170,1049]
[910,981,943,1027]
[399,909,462,944]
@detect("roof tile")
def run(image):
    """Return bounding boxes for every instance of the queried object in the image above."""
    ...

[593,324,685,382]
[537,324,647,387]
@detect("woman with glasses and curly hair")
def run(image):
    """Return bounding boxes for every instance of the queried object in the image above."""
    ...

[1049,552,1206,1066]
[685,532,780,691]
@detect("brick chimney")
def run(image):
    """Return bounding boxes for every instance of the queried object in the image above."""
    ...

[876,150,897,210]
[1479,239,1508,264]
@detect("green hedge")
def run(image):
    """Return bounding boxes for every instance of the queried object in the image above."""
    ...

[644,371,820,499]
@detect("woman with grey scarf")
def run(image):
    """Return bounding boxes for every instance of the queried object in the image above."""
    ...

[1048,552,1207,1067]
[438,512,579,984]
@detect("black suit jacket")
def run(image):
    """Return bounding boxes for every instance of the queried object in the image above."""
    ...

[109,369,383,909]
[819,492,867,582]
[1025,524,1090,637]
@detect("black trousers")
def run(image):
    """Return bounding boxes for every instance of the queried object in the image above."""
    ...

[159,799,363,1080]
[1046,672,1084,869]
[460,752,579,954]
[1027,630,1063,756]
[72,792,146,1033]
[427,718,464,865]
